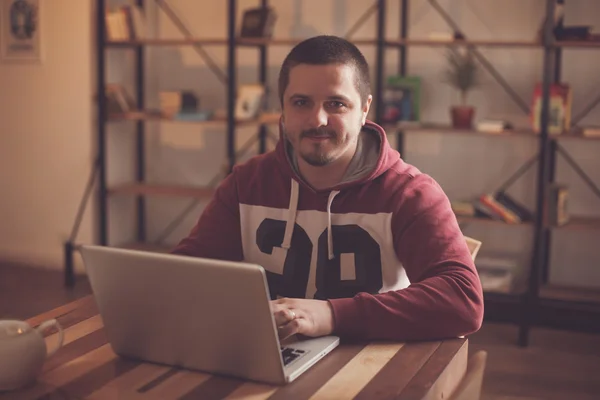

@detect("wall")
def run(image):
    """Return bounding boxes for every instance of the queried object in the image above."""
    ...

[0,0,598,287]
[0,0,96,271]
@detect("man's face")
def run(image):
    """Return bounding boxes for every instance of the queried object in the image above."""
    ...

[282,63,372,167]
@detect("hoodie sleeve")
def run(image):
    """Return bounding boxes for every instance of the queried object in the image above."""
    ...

[170,170,244,261]
[328,174,484,341]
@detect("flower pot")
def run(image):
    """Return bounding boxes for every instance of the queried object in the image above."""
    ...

[450,106,475,129]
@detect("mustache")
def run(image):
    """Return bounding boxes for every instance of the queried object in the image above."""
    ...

[300,128,336,138]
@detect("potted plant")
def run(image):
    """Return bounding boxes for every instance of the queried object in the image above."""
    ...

[443,48,480,129]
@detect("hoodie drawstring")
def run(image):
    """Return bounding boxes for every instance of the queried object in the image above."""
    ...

[282,179,340,261]
[326,190,340,260]
[281,179,299,250]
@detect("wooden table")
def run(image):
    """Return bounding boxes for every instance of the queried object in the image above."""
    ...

[3,295,468,399]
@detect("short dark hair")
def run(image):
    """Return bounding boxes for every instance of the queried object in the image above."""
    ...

[278,35,371,107]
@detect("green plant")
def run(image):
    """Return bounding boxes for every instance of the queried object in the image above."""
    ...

[443,48,480,106]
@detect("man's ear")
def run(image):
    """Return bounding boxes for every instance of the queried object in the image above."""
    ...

[362,95,373,125]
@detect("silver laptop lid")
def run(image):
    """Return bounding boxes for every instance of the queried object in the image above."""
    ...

[80,245,287,384]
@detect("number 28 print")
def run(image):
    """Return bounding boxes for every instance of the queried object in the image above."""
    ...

[240,205,410,300]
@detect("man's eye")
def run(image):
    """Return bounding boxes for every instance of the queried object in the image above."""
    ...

[294,99,308,107]
[328,101,346,109]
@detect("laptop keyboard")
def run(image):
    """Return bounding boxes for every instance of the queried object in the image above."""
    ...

[281,347,306,366]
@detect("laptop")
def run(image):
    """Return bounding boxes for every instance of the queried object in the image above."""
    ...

[79,245,340,385]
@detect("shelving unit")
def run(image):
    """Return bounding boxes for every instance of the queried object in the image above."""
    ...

[65,0,600,346]
[64,0,388,284]
[392,0,600,346]
[533,23,600,337]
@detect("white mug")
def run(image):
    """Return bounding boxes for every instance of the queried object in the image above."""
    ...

[0,319,64,391]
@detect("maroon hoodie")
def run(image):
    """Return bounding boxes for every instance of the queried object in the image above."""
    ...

[172,120,484,341]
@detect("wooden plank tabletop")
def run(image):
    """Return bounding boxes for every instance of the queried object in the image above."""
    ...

[2,295,468,400]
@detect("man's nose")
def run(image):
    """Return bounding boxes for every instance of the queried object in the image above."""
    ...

[307,106,328,128]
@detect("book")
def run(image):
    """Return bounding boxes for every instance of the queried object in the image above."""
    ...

[479,194,521,224]
[160,91,199,117]
[451,201,476,217]
[473,200,504,221]
[546,184,569,226]
[105,84,136,113]
[105,11,128,41]
[105,3,146,41]
[476,119,514,133]
[582,126,600,137]
[121,4,147,40]
[476,254,520,293]
[173,111,214,121]
[494,192,534,222]
[530,82,572,134]
[381,76,421,124]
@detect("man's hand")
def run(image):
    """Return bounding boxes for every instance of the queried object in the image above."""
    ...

[270,297,335,340]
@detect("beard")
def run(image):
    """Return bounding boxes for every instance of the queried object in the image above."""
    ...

[297,127,343,166]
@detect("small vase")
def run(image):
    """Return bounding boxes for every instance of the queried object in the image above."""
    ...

[450,106,475,129]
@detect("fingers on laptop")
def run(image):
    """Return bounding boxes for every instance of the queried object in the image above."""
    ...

[273,309,294,326]
[277,318,306,340]
[271,303,297,327]
[271,298,302,339]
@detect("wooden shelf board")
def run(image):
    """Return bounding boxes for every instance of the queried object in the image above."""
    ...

[385,39,542,48]
[237,38,293,46]
[243,113,281,125]
[554,40,600,49]
[108,183,215,199]
[456,215,533,227]
[108,111,226,125]
[108,111,281,126]
[484,290,526,302]
[457,215,600,230]
[540,284,600,304]
[387,123,538,138]
[236,38,377,46]
[551,216,600,231]
[104,39,600,49]
[553,133,600,142]
[106,38,228,47]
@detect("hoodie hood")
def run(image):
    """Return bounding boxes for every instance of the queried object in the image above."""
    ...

[275,119,400,192]
[275,119,400,260]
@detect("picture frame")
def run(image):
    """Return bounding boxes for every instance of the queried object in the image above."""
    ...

[235,84,265,120]
[0,0,42,63]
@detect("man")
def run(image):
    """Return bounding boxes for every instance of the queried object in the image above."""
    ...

[172,35,484,342]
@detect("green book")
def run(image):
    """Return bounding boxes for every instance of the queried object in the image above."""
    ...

[382,75,421,123]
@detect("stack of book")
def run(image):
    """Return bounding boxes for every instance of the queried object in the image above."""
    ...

[452,191,534,224]
[475,254,521,294]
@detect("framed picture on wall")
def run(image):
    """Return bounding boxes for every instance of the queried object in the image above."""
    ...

[0,0,42,63]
